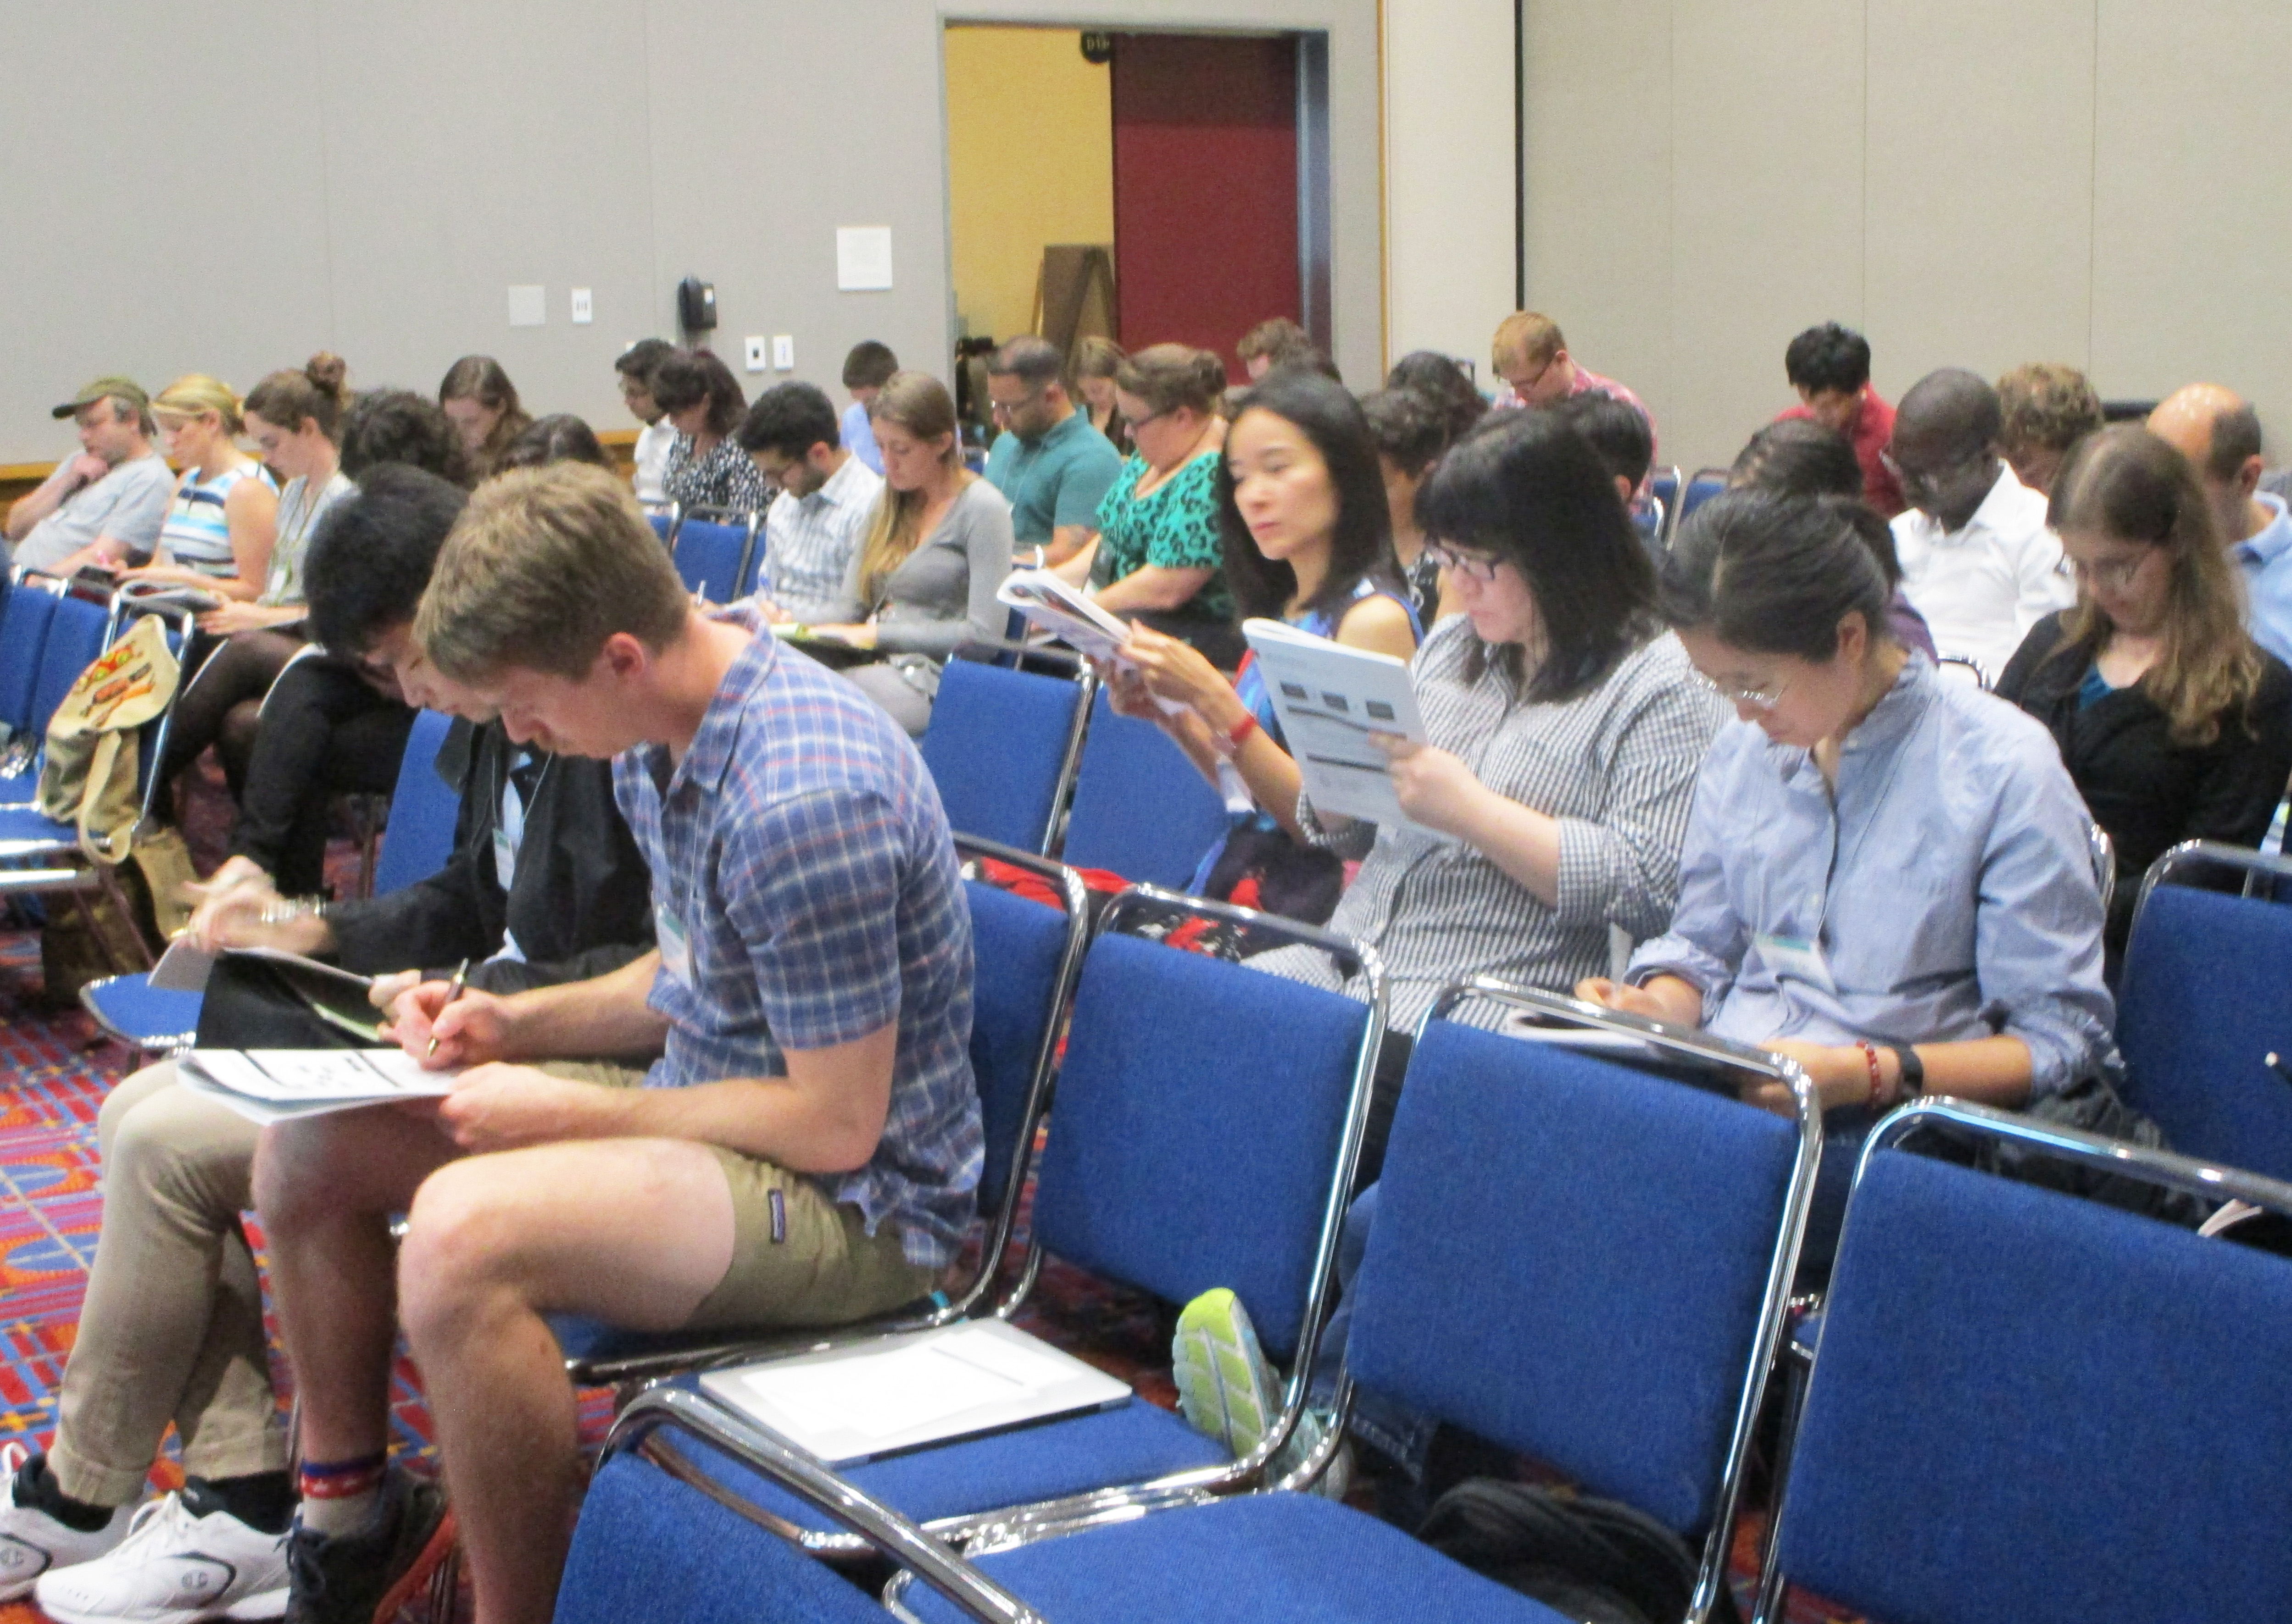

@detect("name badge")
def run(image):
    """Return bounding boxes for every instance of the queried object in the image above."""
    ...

[1756,931,1835,994]
[492,826,517,886]
[656,902,695,985]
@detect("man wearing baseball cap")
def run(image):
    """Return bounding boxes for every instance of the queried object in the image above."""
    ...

[4,377,176,576]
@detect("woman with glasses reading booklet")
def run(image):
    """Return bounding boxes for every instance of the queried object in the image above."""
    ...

[1578,487,2120,1277]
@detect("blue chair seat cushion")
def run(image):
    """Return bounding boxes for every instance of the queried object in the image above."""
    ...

[83,974,203,1046]
[676,1392,1229,1533]
[905,1491,1569,1623]
[0,805,77,849]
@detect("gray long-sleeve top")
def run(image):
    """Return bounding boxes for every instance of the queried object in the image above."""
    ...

[831,478,1015,664]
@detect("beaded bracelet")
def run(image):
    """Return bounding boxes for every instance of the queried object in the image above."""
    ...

[1854,1040,1884,1110]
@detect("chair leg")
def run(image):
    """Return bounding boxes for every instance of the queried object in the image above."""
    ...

[91,863,156,971]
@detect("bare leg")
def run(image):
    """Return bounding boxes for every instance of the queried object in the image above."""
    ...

[395,1139,734,1624]
[249,1108,461,1469]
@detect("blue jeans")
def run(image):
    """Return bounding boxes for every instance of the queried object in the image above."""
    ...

[1307,1183,1440,1478]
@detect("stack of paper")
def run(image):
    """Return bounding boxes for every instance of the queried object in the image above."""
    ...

[178,1049,458,1126]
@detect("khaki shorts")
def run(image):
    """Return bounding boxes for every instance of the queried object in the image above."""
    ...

[540,1061,939,1330]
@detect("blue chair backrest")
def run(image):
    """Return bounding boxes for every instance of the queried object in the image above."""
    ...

[674,518,751,604]
[1775,1146,2292,1624]
[1030,929,1370,1359]
[919,663,1083,854]
[963,877,1074,1216]
[0,582,58,732]
[1650,466,1680,514]
[1680,470,1727,521]
[1062,688,1229,888]
[559,1451,887,1624]
[372,711,461,896]
[648,509,678,545]
[2117,882,2292,1182]
[28,594,110,740]
[1348,1019,1801,1536]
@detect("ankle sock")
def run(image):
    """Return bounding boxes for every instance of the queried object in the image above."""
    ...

[15,1455,118,1535]
[184,1470,296,1535]
[296,1452,387,1536]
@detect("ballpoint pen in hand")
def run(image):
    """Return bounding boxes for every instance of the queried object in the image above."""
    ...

[427,958,472,1061]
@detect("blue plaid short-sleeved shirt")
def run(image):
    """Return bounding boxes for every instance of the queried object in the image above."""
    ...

[612,605,980,1268]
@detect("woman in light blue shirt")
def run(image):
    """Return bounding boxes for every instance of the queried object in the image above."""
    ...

[1580,488,2118,1269]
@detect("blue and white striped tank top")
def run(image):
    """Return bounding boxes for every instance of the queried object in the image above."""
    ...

[157,462,276,578]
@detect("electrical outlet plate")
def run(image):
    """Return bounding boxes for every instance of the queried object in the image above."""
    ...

[743,335,768,373]
[772,334,795,370]
[571,288,593,324]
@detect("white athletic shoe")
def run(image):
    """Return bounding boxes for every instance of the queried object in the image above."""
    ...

[34,1488,288,1624]
[0,1443,132,1602]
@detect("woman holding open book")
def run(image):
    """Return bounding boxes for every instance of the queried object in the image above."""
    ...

[1247,408,1725,1179]
[1107,369,1419,923]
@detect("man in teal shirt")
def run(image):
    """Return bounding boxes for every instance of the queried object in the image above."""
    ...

[984,336,1123,567]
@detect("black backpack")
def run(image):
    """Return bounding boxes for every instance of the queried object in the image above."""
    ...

[1418,1478,1741,1624]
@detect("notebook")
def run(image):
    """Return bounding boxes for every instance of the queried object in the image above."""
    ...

[697,1318,1132,1465]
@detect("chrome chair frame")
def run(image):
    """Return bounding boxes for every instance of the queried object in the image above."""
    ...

[2133,835,2292,913]
[1933,650,1991,690]
[560,838,1092,1388]
[1749,1095,2292,1624]
[1416,976,1823,1624]
[645,883,1387,1559]
[78,972,201,1058]
[2086,821,2115,918]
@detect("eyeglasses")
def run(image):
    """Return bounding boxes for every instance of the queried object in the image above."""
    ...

[1423,543,1502,585]
[1690,668,1793,712]
[2070,551,2151,593]
[988,389,1041,422]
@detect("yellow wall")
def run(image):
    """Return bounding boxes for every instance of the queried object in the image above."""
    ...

[945,26,1114,345]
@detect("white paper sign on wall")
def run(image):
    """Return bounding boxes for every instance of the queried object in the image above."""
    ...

[836,228,894,292]
[507,285,547,327]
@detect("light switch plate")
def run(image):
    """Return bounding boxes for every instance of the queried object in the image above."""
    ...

[772,334,795,371]
[742,335,768,373]
[570,288,593,324]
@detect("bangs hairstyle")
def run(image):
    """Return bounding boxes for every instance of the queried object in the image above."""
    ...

[2046,424,2264,747]
[855,372,968,604]
[415,462,690,683]
[153,375,245,435]
[1215,370,1398,623]
[1417,410,1657,701]
[1660,489,1896,663]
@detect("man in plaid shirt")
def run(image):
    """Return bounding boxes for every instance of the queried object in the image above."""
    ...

[250,463,979,1624]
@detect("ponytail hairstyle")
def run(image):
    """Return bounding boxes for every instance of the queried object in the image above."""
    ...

[245,352,350,442]
[1660,489,1897,662]
[855,373,968,604]
[2047,424,2264,746]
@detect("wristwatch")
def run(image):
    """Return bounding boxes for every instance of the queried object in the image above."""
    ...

[1887,1043,1925,1099]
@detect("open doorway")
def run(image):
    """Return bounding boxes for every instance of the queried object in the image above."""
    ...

[944,23,1328,402]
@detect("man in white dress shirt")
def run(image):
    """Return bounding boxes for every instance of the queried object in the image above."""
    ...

[616,339,680,509]
[1886,368,2073,680]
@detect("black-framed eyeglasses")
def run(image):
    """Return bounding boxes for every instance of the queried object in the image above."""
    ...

[1424,543,1502,584]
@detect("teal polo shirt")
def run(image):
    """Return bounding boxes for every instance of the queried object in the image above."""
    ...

[984,408,1124,547]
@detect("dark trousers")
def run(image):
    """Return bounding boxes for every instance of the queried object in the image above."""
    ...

[226,656,412,895]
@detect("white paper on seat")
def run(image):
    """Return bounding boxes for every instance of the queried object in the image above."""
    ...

[1240,618,1450,838]
[700,1318,1131,1465]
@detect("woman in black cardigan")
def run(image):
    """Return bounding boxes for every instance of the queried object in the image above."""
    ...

[1998,424,2292,962]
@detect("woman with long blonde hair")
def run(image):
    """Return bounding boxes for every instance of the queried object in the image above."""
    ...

[809,371,1014,734]
[1998,423,2292,957]
[117,376,279,600]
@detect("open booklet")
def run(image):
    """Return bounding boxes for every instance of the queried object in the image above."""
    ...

[1240,617,1450,839]
[150,937,374,995]
[995,567,1135,663]
[698,1318,1131,1466]
[177,1048,459,1127]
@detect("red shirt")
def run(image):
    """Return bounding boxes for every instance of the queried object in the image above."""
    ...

[1779,389,1904,517]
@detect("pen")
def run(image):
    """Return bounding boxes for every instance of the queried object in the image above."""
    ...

[427,958,471,1061]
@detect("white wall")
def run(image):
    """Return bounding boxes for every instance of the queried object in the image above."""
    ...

[1521,0,2292,475]
[1382,0,1517,380]
[0,0,1383,463]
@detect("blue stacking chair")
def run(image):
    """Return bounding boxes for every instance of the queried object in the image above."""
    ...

[0,583,111,803]
[577,977,1816,1624]
[1755,1098,2292,1624]
[1062,687,1231,889]
[551,839,1091,1385]
[0,569,61,765]
[609,888,1385,1558]
[1679,467,1728,526]
[646,504,680,546]
[918,662,1093,855]
[671,507,760,604]
[2113,840,2292,1184]
[80,710,464,1056]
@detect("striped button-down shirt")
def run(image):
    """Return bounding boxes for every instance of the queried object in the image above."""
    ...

[613,605,980,1267]
[1260,617,1726,1032]
[761,453,885,624]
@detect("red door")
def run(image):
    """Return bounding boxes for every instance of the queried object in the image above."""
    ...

[1110,34,1300,382]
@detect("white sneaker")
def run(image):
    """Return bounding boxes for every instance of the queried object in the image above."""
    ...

[34,1489,287,1624]
[0,1443,132,1601]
